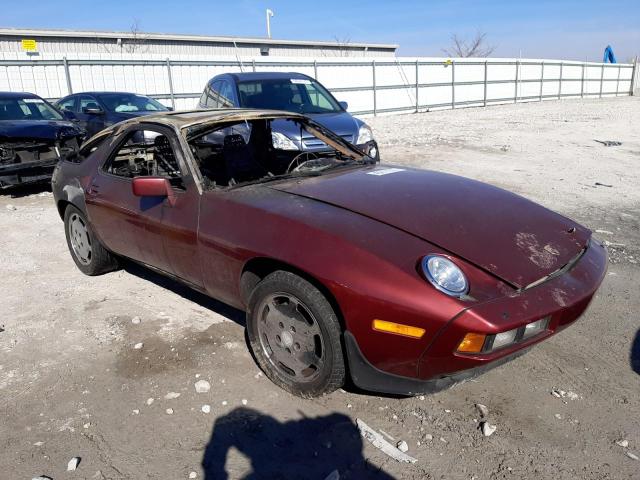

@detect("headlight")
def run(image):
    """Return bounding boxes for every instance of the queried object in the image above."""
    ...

[271,131,299,150]
[457,317,550,353]
[422,255,468,297]
[356,124,373,144]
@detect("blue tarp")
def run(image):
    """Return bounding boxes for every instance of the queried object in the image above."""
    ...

[603,45,617,63]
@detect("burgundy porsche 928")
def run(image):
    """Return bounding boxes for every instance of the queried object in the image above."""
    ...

[52,109,607,397]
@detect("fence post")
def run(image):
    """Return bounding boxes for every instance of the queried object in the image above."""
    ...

[372,59,377,116]
[514,60,519,103]
[599,63,604,98]
[415,59,419,112]
[313,59,317,80]
[539,61,544,101]
[630,57,637,96]
[558,62,563,100]
[165,58,176,110]
[580,63,585,98]
[252,59,256,73]
[483,60,488,107]
[615,65,621,96]
[451,60,455,109]
[62,56,73,95]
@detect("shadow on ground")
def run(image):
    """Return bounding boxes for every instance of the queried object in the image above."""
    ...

[202,407,395,480]
[1,181,51,198]
[631,329,640,375]
[121,260,245,325]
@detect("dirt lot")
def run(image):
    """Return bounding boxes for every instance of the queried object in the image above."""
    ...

[1,96,639,480]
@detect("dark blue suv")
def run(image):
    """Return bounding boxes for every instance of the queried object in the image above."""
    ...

[198,72,379,160]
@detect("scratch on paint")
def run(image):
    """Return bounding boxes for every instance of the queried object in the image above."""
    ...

[515,232,560,269]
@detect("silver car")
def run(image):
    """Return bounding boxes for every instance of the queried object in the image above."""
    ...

[198,72,379,161]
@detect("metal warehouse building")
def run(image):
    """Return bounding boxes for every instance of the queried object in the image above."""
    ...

[0,28,398,59]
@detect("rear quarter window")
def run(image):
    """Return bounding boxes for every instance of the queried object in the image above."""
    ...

[67,132,111,164]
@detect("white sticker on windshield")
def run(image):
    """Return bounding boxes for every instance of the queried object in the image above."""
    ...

[367,168,405,176]
[23,98,44,103]
[290,79,311,84]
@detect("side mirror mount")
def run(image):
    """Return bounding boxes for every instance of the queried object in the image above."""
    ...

[82,107,104,115]
[132,177,176,206]
[166,106,174,111]
[339,101,348,111]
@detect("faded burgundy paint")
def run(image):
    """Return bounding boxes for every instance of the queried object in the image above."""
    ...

[274,167,591,289]
[52,112,608,387]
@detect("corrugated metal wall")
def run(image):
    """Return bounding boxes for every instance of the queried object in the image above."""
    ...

[0,35,394,58]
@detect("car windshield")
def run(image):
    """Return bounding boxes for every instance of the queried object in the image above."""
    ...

[0,96,63,121]
[187,116,371,189]
[237,78,342,114]
[96,93,168,113]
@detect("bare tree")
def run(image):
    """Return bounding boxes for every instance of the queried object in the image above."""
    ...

[93,19,149,54]
[121,19,149,54]
[323,35,353,57]
[442,31,495,58]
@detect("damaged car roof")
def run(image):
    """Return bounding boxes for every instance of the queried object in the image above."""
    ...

[111,108,306,130]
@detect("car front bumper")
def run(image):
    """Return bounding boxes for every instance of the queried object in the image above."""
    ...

[0,159,59,187]
[345,238,608,395]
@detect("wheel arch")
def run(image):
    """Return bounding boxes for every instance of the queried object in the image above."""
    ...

[240,257,346,332]
[56,182,88,219]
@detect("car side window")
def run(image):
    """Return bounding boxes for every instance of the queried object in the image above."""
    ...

[58,97,76,112]
[103,129,184,188]
[67,132,110,164]
[203,81,222,108]
[218,81,235,107]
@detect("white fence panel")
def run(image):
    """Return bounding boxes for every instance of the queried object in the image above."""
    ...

[0,54,635,115]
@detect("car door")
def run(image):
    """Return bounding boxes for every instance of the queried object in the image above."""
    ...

[87,123,203,285]
[76,94,106,138]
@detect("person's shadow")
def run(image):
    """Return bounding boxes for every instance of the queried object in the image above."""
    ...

[202,407,396,480]
[631,329,640,375]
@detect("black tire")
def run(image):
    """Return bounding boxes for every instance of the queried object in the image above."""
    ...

[246,271,345,398]
[63,204,118,276]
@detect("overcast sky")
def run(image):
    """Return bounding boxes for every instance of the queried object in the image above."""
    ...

[2,0,638,61]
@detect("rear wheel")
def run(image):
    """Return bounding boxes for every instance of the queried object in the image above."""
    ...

[64,205,118,276]
[246,271,345,397]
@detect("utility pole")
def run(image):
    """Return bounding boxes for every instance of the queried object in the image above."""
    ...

[266,9,274,38]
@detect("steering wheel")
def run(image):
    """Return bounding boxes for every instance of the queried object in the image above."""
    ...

[286,151,320,173]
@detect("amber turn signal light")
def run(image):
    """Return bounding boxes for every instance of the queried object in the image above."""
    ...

[457,332,487,353]
[372,319,426,339]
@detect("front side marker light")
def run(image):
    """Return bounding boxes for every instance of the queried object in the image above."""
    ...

[372,319,425,339]
[457,332,487,353]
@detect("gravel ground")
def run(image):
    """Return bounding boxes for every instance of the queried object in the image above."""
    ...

[1,96,639,480]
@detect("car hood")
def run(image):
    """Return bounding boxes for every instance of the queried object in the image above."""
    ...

[0,120,83,141]
[272,111,361,142]
[271,166,591,289]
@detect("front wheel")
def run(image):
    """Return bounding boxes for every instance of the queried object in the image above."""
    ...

[63,205,118,276]
[246,271,345,398]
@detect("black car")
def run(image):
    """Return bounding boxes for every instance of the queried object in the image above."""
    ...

[0,92,84,188]
[55,92,170,138]
[198,72,379,160]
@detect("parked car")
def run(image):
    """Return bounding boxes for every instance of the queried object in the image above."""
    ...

[52,109,607,398]
[55,92,170,138]
[198,72,379,161]
[0,92,84,188]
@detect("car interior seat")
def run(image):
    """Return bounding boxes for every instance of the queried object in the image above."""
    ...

[153,135,181,184]
[223,134,269,184]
